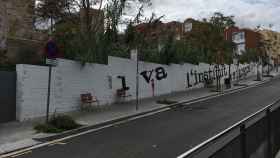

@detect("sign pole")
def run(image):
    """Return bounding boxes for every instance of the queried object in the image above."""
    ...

[46,65,52,123]
[136,49,139,111]
[44,36,58,123]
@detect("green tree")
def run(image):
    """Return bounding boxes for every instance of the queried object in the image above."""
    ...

[208,12,235,91]
[239,48,259,63]
[208,12,235,64]
[210,12,235,31]
[36,0,151,64]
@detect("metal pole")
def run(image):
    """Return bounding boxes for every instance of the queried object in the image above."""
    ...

[46,65,52,123]
[257,56,261,81]
[277,57,279,72]
[237,62,240,84]
[46,16,54,122]
[136,49,139,111]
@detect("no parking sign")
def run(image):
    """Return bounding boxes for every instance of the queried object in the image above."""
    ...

[45,38,59,66]
[44,38,59,122]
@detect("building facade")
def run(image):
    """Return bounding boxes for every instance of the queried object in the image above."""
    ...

[0,0,46,63]
[4,0,37,40]
[225,27,261,55]
[135,20,184,52]
[0,1,8,51]
[135,21,183,41]
[257,29,280,60]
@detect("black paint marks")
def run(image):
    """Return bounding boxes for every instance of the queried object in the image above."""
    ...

[140,70,154,83]
[117,76,130,91]
[140,67,167,84]
[186,65,252,88]
[187,66,227,88]
[116,65,252,91]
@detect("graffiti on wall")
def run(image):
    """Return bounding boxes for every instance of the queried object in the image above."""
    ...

[231,66,252,81]
[186,65,252,88]
[117,76,130,91]
[140,67,167,97]
[114,64,253,95]
[114,67,167,94]
[140,67,168,84]
[186,65,227,88]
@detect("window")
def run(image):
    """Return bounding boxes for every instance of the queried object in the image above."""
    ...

[184,22,192,32]
[236,43,246,55]
[233,32,245,43]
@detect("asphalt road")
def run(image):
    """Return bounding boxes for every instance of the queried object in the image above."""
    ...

[18,78,280,158]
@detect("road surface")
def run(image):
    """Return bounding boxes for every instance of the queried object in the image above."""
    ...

[18,78,280,158]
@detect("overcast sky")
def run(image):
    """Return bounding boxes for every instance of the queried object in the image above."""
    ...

[143,0,280,31]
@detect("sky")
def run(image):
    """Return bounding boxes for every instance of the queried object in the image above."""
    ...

[143,0,280,31]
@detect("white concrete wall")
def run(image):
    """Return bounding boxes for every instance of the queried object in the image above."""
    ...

[16,57,257,121]
[109,56,171,100]
[56,60,113,112]
[16,59,112,121]
[17,64,51,120]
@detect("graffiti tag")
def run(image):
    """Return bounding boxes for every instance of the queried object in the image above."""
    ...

[140,67,168,84]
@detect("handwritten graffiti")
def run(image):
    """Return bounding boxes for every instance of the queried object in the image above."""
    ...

[232,66,252,80]
[140,67,167,84]
[117,76,130,91]
[155,67,168,80]
[186,65,252,88]
[186,65,227,88]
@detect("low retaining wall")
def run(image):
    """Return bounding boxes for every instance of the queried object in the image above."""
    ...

[16,57,257,121]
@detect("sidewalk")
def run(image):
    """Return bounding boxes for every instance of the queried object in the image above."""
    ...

[0,73,278,155]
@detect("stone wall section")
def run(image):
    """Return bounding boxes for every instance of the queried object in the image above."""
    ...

[0,0,46,63]
[0,1,8,50]
[5,0,35,40]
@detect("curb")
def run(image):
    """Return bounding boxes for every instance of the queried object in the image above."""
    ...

[0,75,277,157]
[0,139,39,156]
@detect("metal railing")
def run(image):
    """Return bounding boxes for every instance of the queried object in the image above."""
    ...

[178,98,280,158]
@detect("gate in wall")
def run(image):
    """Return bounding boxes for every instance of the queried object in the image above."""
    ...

[0,71,16,123]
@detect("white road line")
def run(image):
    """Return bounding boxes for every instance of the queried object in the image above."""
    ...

[10,151,32,158]
[178,79,269,107]
[177,96,279,158]
[0,108,170,158]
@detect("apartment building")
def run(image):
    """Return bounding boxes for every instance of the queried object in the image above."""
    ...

[225,27,261,55]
